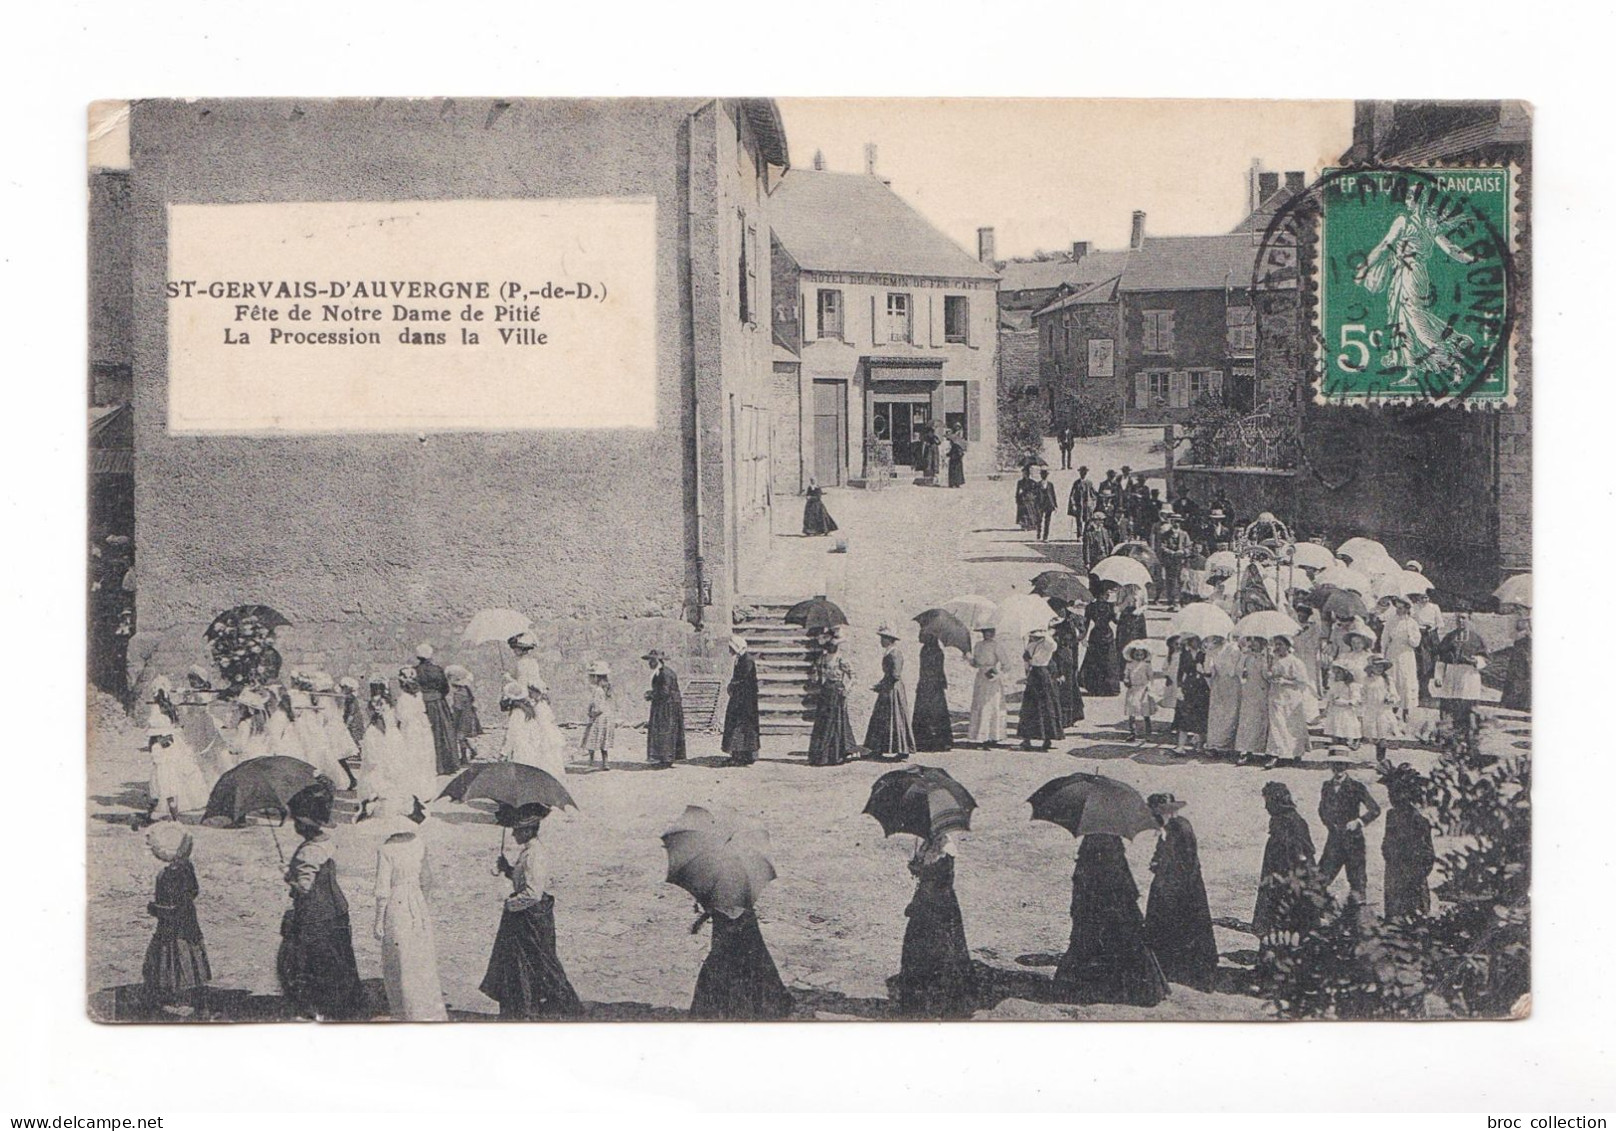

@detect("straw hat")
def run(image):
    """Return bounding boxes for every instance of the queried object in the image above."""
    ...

[586,660,611,678]
[1147,792,1186,814]
[508,632,537,651]
[415,643,435,660]
[146,822,193,862]
[876,623,899,640]
[728,635,749,655]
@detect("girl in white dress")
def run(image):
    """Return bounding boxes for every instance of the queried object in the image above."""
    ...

[287,670,351,787]
[372,800,447,1021]
[1360,656,1403,760]
[357,677,406,811]
[393,667,443,805]
[1324,665,1364,749]
[1233,637,1271,764]
[1379,598,1423,723]
[1264,636,1312,767]
[499,680,569,782]
[1203,635,1243,754]
[261,684,309,763]
[145,681,213,821]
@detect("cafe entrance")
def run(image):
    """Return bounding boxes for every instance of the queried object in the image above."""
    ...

[870,397,931,470]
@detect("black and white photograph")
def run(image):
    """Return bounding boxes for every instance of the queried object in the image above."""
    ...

[83,96,1535,1027]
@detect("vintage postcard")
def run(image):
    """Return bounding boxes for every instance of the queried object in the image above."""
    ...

[86,97,1530,1023]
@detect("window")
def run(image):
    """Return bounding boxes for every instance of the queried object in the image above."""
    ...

[817,289,844,339]
[1136,370,1170,408]
[1188,368,1224,403]
[886,293,912,343]
[943,381,967,437]
[1227,306,1256,355]
[944,295,969,344]
[737,210,758,324]
[1141,309,1175,354]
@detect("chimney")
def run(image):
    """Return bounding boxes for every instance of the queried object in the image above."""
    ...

[1258,172,1280,203]
[812,148,825,171]
[864,143,878,176]
[1129,211,1146,251]
[977,227,996,265]
[1071,240,1090,262]
[1285,170,1305,194]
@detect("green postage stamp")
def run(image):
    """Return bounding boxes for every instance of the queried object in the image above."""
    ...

[1319,167,1515,405]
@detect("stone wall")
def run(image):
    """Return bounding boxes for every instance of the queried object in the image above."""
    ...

[122,98,774,710]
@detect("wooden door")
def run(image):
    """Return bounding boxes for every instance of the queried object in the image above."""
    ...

[812,380,846,487]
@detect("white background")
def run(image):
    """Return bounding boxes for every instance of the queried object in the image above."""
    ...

[1,0,1609,1116]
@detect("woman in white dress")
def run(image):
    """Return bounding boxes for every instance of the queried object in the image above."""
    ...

[287,670,351,787]
[393,667,443,805]
[1233,637,1271,764]
[1379,597,1423,723]
[357,677,406,810]
[503,634,569,776]
[372,799,447,1021]
[1264,636,1311,767]
[144,680,212,821]
[1203,635,1242,755]
[967,626,1009,747]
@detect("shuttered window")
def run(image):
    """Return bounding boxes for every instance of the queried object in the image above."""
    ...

[965,381,981,441]
[1141,310,1175,354]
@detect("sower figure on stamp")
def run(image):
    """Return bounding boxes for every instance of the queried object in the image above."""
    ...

[1317,749,1382,906]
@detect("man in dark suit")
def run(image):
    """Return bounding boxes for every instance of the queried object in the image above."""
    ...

[1318,750,1382,905]
[1035,468,1059,541]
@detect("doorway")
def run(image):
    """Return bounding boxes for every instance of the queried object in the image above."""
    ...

[871,399,931,469]
[812,379,846,487]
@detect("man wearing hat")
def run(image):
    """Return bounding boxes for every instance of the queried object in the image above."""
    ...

[1157,508,1191,610]
[277,782,366,1020]
[643,649,687,767]
[411,643,459,777]
[1142,793,1218,991]
[1066,465,1097,552]
[1317,749,1382,905]
[864,624,916,759]
[721,636,760,766]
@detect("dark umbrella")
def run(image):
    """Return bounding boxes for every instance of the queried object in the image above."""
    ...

[912,607,973,656]
[863,766,977,841]
[1114,540,1161,574]
[438,761,577,814]
[204,755,319,825]
[662,805,777,918]
[784,597,849,633]
[1021,452,1049,469]
[1320,588,1371,622]
[204,604,293,639]
[1028,772,1156,840]
[1031,571,1093,606]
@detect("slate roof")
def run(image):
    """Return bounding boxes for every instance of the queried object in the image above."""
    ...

[999,248,1133,295]
[1118,233,1262,293]
[1033,275,1124,318]
[771,171,999,281]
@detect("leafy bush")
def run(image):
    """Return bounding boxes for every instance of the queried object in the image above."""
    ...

[1062,397,1122,438]
[997,392,1050,470]
[1262,747,1530,1019]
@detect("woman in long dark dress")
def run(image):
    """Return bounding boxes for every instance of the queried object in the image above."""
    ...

[1018,627,1064,752]
[1381,767,1435,920]
[1251,781,1323,943]
[276,783,367,1020]
[689,906,793,1020]
[643,650,687,767]
[911,635,954,752]
[864,626,916,759]
[141,823,210,1014]
[946,435,966,488]
[1051,604,1086,727]
[806,634,858,767]
[1142,794,1219,991]
[721,636,761,766]
[1501,615,1531,712]
[802,479,838,536]
[894,833,976,1018]
[1171,636,1210,752]
[1078,587,1121,696]
[480,804,584,1019]
[1052,834,1170,1006]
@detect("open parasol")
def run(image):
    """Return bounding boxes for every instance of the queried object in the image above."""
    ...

[1167,602,1235,641]
[1091,555,1154,591]
[1205,549,1239,574]
[1355,552,1402,579]
[462,607,534,646]
[1113,540,1160,574]
[940,595,997,631]
[1315,564,1372,596]
[863,766,977,841]
[661,805,777,918]
[1028,772,1156,840]
[912,607,973,656]
[1234,609,1302,640]
[1290,542,1338,571]
[204,755,319,825]
[1494,574,1531,609]
[1319,588,1371,622]
[1337,537,1388,562]
[1031,571,1093,606]
[1373,570,1433,601]
[784,597,848,632]
[989,593,1057,647]
[438,761,577,813]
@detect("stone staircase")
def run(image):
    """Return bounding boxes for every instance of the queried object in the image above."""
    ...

[734,596,821,736]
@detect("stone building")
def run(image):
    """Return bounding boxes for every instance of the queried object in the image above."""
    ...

[106,97,791,712]
[769,161,999,485]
